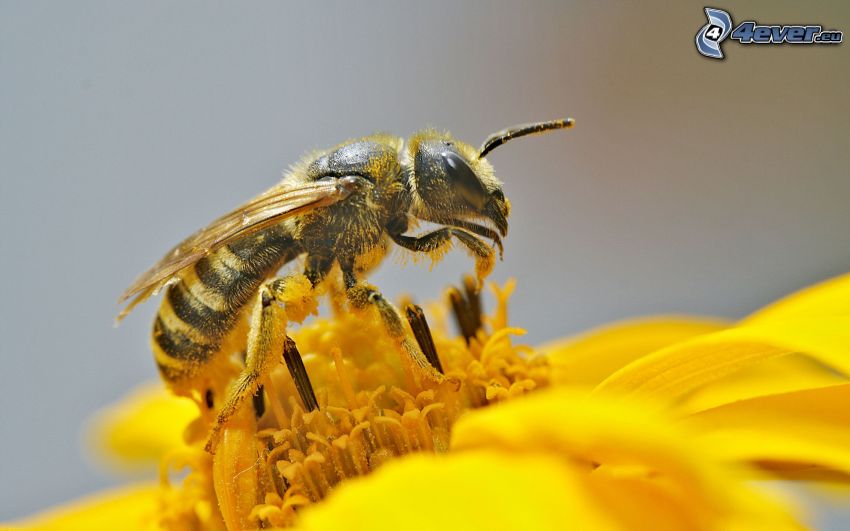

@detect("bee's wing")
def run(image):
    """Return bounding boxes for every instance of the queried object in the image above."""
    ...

[118,177,361,320]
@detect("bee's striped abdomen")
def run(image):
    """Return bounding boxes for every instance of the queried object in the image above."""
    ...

[152,226,301,384]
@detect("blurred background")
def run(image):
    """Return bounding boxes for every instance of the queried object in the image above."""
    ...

[1,0,848,526]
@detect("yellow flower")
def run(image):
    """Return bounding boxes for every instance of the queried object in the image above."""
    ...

[296,388,801,531]
[8,273,850,530]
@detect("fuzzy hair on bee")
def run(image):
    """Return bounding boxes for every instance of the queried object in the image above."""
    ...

[119,118,573,453]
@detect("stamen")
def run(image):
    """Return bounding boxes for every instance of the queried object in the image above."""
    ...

[463,275,483,332]
[282,336,319,412]
[405,304,444,374]
[264,375,291,428]
[252,385,266,419]
[448,289,475,343]
[331,347,359,409]
[449,275,484,343]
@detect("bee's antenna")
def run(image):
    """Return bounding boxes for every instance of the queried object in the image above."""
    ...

[478,118,575,159]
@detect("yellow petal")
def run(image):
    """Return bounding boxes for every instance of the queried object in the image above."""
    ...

[745,272,850,323]
[541,317,728,388]
[453,388,689,467]
[678,354,846,414]
[6,483,161,531]
[294,451,619,531]
[682,383,850,479]
[88,383,198,471]
[592,318,850,403]
[699,429,850,483]
[581,467,803,531]
[685,383,850,432]
[213,401,261,531]
[450,388,801,530]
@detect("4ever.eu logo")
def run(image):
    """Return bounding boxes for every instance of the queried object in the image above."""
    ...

[696,7,843,59]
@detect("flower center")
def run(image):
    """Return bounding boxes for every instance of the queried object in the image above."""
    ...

[161,278,549,529]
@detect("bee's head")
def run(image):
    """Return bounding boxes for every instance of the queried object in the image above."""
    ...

[406,131,508,235]
[406,119,573,236]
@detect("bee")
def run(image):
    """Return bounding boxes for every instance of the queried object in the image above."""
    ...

[119,119,574,452]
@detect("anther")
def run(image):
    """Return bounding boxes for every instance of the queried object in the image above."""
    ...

[252,385,266,419]
[405,304,444,374]
[282,336,319,412]
[462,275,483,332]
[448,288,474,343]
[448,275,484,344]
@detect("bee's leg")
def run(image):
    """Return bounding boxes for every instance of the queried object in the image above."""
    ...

[390,228,496,286]
[340,264,449,385]
[204,273,319,453]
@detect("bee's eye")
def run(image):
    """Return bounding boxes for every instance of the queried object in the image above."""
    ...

[441,151,487,209]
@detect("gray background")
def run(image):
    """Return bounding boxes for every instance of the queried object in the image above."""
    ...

[2,0,849,526]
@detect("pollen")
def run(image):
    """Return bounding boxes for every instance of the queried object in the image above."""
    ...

[159,277,549,530]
